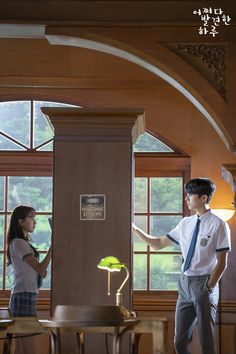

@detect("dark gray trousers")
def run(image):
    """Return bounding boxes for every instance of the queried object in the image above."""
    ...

[174,274,219,354]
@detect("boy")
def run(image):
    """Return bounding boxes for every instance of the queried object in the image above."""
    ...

[133,177,231,354]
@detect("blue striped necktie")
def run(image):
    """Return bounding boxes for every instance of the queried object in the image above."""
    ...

[183,217,201,272]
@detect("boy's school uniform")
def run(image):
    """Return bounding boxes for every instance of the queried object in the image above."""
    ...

[167,209,231,275]
[166,209,231,354]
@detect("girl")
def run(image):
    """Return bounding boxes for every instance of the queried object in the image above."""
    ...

[7,205,51,317]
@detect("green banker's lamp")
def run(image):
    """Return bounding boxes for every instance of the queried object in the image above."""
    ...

[97,256,130,307]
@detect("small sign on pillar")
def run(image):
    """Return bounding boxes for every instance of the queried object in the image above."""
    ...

[80,194,106,220]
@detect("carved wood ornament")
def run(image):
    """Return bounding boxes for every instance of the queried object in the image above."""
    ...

[165,43,226,100]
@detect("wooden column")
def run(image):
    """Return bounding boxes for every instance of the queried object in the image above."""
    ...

[41,107,144,309]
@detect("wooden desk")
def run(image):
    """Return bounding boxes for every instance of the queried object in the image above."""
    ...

[39,316,168,354]
[40,305,139,354]
[40,318,139,354]
[2,312,167,354]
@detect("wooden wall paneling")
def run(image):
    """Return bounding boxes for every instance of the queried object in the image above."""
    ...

[134,303,236,354]
[220,325,235,354]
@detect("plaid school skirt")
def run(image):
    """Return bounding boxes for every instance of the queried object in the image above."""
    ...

[9,292,37,317]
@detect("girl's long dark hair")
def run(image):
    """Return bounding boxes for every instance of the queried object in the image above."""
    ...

[6,205,39,265]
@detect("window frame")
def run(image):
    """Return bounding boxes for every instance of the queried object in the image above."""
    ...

[0,151,53,305]
[133,151,191,305]
[0,100,54,151]
[0,98,74,308]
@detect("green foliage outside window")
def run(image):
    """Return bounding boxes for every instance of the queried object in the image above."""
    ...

[133,254,147,290]
[0,216,3,250]
[134,132,173,152]
[33,101,54,148]
[0,177,5,211]
[8,176,52,212]
[150,254,182,290]
[0,100,78,151]
[0,255,3,289]
[150,177,183,213]
[134,178,147,213]
[0,101,30,148]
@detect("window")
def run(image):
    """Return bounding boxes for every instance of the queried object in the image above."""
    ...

[133,131,190,293]
[0,99,78,298]
[134,132,174,153]
[133,177,183,290]
[0,103,190,300]
[1,176,52,290]
[0,100,77,151]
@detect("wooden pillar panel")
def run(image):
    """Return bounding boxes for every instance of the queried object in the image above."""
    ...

[41,108,145,311]
[52,141,132,306]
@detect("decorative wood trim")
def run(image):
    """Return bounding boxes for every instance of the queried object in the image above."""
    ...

[0,76,168,90]
[1,294,235,314]
[55,135,132,142]
[135,155,191,174]
[133,292,236,314]
[165,43,227,100]
[133,292,178,311]
[41,107,145,143]
[220,301,236,313]
[0,297,51,311]
[0,151,53,175]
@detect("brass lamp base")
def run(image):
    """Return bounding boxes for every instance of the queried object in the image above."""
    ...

[118,305,137,319]
[116,292,136,319]
[116,292,122,307]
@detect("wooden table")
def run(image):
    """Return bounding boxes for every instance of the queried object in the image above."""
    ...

[39,316,168,354]
[39,317,139,354]
[2,310,168,354]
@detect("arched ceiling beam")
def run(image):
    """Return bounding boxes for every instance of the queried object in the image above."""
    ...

[46,33,232,151]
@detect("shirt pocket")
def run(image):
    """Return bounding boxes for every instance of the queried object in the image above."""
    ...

[199,234,212,248]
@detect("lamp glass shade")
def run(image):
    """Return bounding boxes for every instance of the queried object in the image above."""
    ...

[97,256,123,272]
[212,208,235,222]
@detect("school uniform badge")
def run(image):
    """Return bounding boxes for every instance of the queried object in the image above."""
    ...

[200,237,209,247]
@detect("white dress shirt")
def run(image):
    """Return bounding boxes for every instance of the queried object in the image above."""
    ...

[167,209,231,276]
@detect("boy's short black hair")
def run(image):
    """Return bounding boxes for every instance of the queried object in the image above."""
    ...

[185,178,216,203]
